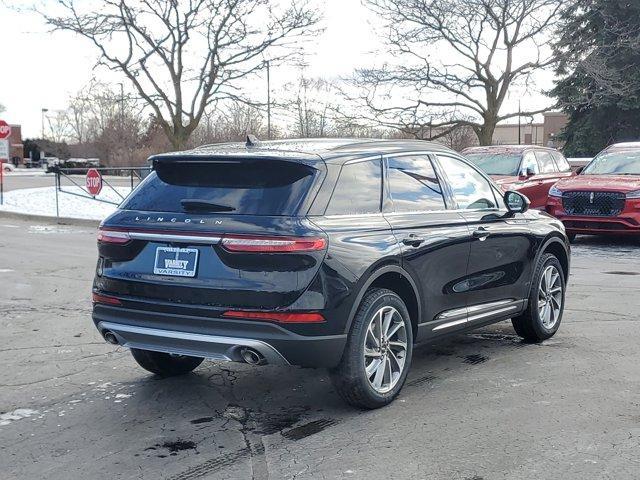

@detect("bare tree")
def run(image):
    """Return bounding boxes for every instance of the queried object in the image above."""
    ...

[45,111,73,143]
[190,100,269,144]
[42,0,320,149]
[437,124,478,151]
[349,0,563,145]
[293,77,330,137]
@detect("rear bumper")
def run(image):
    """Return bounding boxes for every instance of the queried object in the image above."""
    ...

[92,304,346,368]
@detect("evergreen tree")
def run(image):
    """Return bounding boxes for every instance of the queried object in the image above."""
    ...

[552,0,640,156]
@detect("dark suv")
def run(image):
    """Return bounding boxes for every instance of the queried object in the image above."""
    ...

[93,139,570,409]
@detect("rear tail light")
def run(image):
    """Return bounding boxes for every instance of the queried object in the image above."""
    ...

[222,310,325,324]
[92,292,122,306]
[220,235,326,253]
[97,228,131,244]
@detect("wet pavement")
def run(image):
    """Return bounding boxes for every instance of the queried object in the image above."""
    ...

[1,220,639,479]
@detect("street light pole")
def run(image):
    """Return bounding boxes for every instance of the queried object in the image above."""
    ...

[517,100,521,145]
[41,108,48,139]
[118,83,125,126]
[266,60,271,140]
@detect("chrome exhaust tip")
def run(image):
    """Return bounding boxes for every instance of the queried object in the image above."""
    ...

[103,330,119,345]
[239,347,266,366]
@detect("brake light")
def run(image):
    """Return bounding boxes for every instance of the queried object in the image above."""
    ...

[97,228,131,244]
[222,310,325,323]
[220,235,326,253]
[92,292,122,306]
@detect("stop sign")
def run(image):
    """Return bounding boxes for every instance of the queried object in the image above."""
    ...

[86,168,103,196]
[0,120,11,140]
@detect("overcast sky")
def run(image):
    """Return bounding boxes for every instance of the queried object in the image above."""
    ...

[0,0,555,138]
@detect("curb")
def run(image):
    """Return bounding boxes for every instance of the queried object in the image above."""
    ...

[0,210,101,227]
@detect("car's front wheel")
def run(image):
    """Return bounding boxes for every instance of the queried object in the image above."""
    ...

[330,288,413,409]
[130,349,204,377]
[512,253,566,342]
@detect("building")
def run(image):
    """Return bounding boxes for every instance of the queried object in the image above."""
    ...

[428,111,568,151]
[492,112,567,147]
[8,123,24,164]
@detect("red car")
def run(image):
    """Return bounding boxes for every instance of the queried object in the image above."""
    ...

[546,142,640,240]
[463,145,574,208]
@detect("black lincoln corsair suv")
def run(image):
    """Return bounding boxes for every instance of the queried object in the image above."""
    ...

[92,138,570,409]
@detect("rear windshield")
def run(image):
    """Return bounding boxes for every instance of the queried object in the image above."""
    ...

[120,160,318,215]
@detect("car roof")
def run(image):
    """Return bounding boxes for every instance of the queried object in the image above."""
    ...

[603,141,640,152]
[150,138,457,164]
[463,145,558,154]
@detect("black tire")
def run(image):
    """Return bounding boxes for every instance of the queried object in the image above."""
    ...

[130,348,204,377]
[330,288,413,409]
[567,233,577,243]
[512,253,566,342]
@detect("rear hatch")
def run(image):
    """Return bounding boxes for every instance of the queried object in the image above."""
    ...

[95,156,327,309]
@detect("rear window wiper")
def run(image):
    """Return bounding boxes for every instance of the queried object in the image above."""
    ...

[180,199,236,212]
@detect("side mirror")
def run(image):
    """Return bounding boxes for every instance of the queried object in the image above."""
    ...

[575,166,584,174]
[504,190,530,214]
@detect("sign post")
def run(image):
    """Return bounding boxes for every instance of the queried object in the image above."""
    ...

[0,120,11,206]
[86,168,103,196]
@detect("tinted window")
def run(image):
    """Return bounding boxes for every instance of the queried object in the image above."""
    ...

[553,152,571,172]
[387,156,445,212]
[120,160,316,215]
[327,160,381,215]
[465,152,521,176]
[536,151,557,173]
[521,151,540,175]
[437,155,497,210]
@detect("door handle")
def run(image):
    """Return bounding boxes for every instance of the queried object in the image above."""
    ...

[401,234,424,247]
[472,227,491,241]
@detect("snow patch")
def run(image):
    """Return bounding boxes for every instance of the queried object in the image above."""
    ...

[0,408,39,426]
[0,186,131,220]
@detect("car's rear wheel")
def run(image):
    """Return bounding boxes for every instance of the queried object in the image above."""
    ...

[512,253,565,342]
[330,288,413,409]
[130,349,204,377]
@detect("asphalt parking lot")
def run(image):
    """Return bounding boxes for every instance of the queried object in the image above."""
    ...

[1,218,639,480]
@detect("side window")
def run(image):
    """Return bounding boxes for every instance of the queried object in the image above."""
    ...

[326,159,381,215]
[553,152,571,172]
[521,151,540,175]
[536,151,557,173]
[437,155,497,210]
[387,155,446,212]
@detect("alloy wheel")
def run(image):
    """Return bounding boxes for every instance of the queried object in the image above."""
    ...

[363,305,408,394]
[538,265,563,329]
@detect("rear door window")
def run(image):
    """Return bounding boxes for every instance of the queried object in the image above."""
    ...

[120,160,317,215]
[326,159,382,215]
[535,151,558,173]
[387,155,445,212]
